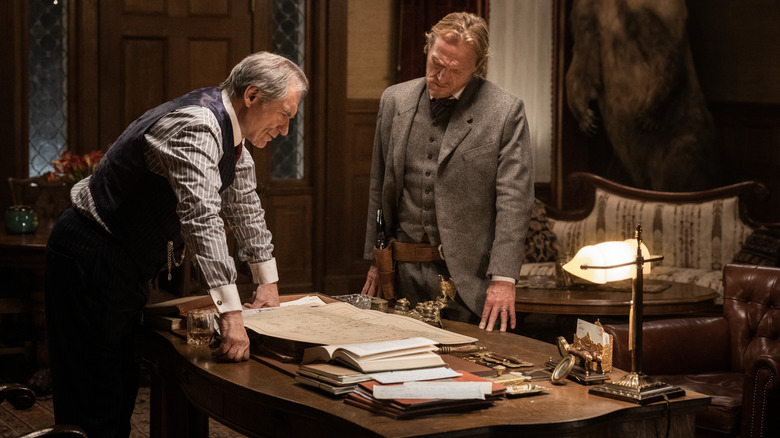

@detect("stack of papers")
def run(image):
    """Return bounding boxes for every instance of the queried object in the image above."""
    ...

[294,363,463,396]
[344,371,506,419]
[295,363,370,395]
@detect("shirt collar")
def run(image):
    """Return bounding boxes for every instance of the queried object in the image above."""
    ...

[221,89,243,147]
[429,84,467,101]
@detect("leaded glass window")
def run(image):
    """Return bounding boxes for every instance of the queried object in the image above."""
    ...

[29,0,68,177]
[270,0,305,180]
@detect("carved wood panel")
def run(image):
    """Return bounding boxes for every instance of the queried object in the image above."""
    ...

[98,0,252,147]
[322,99,378,294]
[263,191,313,293]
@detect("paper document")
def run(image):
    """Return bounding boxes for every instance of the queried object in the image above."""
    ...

[370,367,462,384]
[576,319,610,345]
[241,295,327,318]
[243,301,477,345]
[373,382,490,400]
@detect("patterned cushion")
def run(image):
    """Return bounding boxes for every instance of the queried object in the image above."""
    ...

[523,199,559,263]
[732,227,780,266]
[519,262,555,276]
[550,188,755,271]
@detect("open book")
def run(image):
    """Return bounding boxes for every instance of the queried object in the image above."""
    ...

[301,337,446,373]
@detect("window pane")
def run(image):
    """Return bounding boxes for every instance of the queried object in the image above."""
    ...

[29,0,68,177]
[270,0,305,180]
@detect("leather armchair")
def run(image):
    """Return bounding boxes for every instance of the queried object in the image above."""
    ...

[604,264,780,438]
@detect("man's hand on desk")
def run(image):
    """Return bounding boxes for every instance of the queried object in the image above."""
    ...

[213,311,250,362]
[360,265,380,297]
[479,281,517,333]
[244,282,280,308]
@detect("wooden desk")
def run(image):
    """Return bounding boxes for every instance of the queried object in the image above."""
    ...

[144,319,709,437]
[515,280,718,316]
[0,227,50,388]
[0,227,49,263]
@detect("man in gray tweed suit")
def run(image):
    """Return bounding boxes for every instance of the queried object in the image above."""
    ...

[361,12,534,332]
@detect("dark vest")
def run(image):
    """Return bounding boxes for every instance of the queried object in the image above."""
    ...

[90,87,237,279]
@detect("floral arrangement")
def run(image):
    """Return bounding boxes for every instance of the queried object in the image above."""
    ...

[47,150,104,183]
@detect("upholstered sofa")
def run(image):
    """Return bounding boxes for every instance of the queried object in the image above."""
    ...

[521,172,780,304]
[603,264,780,438]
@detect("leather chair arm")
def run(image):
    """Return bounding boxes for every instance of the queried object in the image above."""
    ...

[604,316,731,375]
[0,382,35,410]
[741,354,780,438]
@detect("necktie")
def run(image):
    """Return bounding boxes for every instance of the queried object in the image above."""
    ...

[235,142,242,163]
[430,97,456,118]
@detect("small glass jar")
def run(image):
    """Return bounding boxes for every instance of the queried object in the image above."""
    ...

[555,252,574,288]
[5,205,38,234]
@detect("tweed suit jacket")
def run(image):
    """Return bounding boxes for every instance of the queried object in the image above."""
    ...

[364,76,534,315]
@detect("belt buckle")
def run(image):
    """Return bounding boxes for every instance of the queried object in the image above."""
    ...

[437,244,445,260]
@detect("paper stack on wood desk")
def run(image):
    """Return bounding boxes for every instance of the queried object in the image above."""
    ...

[295,362,371,395]
[344,371,505,419]
[298,363,372,384]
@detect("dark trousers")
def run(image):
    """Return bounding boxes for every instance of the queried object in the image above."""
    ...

[45,207,149,438]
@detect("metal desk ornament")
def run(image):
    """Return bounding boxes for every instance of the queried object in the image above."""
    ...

[394,275,456,327]
[545,322,613,385]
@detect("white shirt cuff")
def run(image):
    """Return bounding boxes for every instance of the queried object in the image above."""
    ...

[492,275,517,284]
[209,284,242,313]
[249,257,279,284]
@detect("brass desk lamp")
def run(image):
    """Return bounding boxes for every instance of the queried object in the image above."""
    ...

[563,225,685,404]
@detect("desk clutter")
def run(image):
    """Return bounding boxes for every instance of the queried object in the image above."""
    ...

[144,293,650,421]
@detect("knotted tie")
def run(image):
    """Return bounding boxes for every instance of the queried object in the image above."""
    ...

[430,97,456,118]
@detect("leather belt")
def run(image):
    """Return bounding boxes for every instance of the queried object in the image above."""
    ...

[392,242,444,262]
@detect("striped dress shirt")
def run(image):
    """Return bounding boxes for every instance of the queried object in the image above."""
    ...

[71,90,277,313]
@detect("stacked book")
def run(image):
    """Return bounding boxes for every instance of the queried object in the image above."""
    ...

[295,363,371,395]
[344,371,506,419]
[295,337,505,418]
[295,337,446,395]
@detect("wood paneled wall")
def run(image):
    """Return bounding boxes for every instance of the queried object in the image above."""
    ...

[322,99,377,294]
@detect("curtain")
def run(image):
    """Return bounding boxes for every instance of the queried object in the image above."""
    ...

[487,0,553,183]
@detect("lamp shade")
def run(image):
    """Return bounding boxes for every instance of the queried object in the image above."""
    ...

[562,240,652,283]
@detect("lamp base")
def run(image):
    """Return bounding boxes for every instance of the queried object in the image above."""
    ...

[589,372,685,404]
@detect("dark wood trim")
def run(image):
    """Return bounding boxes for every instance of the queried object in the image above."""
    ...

[252,0,273,51]
[322,0,350,291]
[550,0,567,208]
[0,0,28,187]
[0,0,28,209]
[71,0,100,154]
[310,0,329,293]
